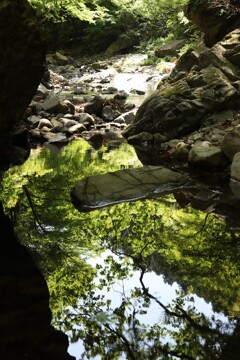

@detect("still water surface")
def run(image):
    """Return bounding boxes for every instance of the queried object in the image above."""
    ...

[2,140,240,359]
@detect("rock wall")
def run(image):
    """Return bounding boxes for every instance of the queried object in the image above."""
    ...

[0,0,45,168]
[185,0,240,47]
[0,2,75,359]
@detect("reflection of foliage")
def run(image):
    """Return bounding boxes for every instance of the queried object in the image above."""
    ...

[1,140,240,359]
[0,140,140,313]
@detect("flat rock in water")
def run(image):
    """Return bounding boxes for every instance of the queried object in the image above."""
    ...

[71,165,189,212]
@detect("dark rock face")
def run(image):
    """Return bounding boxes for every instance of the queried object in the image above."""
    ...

[0,0,45,168]
[185,0,240,47]
[0,203,75,360]
[0,2,75,359]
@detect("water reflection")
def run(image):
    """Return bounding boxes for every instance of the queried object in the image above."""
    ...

[1,140,240,359]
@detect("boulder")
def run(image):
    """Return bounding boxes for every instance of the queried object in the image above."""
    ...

[0,0,45,167]
[123,32,240,140]
[155,39,186,58]
[105,34,137,56]
[114,109,137,125]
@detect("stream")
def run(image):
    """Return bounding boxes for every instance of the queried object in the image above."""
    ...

[1,57,240,359]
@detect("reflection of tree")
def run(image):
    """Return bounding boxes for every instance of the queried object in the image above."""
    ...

[62,250,230,360]
[1,140,240,359]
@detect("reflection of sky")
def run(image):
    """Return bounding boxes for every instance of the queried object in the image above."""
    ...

[68,251,232,360]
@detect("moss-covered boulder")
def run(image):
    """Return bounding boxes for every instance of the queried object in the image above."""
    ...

[123,31,240,140]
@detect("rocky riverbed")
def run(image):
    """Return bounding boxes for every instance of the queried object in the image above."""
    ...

[22,53,165,152]
[22,33,240,183]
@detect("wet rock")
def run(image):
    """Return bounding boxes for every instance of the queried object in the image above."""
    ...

[73,86,86,95]
[63,99,75,114]
[29,128,43,143]
[41,132,70,145]
[87,132,104,150]
[105,34,137,56]
[231,152,240,181]
[127,132,153,146]
[114,109,137,125]
[59,119,78,128]
[102,86,118,94]
[50,51,70,66]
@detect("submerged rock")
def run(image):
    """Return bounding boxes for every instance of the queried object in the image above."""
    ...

[71,166,189,212]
